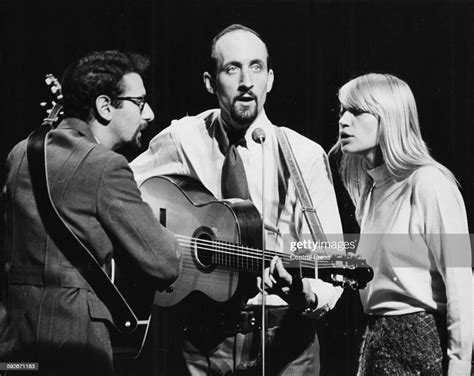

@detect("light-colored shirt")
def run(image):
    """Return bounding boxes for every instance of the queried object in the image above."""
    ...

[131,109,343,316]
[356,163,472,375]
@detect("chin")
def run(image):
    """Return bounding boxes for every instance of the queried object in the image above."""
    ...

[340,145,351,154]
[232,105,257,123]
[125,136,142,150]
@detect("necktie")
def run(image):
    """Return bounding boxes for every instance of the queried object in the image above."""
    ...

[221,130,251,200]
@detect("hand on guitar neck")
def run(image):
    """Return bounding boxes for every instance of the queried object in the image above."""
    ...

[260,256,317,312]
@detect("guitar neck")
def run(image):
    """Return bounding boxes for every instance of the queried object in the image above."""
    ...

[207,240,331,278]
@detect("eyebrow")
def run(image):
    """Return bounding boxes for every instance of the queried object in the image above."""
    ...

[221,61,242,69]
[221,59,266,69]
[249,59,265,65]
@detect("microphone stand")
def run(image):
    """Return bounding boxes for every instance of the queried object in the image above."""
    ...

[252,128,266,376]
[260,138,266,376]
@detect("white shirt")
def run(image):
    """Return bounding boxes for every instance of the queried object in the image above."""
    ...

[131,109,344,316]
[357,163,472,375]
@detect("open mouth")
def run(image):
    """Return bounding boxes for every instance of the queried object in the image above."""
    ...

[340,134,353,144]
[236,94,256,103]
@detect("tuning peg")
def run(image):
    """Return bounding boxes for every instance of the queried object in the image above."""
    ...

[40,102,47,107]
[342,279,359,291]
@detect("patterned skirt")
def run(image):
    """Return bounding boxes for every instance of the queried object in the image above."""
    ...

[358,311,447,376]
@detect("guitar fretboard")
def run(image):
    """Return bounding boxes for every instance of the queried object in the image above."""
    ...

[177,235,335,278]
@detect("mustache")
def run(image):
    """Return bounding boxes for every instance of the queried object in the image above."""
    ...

[139,121,150,131]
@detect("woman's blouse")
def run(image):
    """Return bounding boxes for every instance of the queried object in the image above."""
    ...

[357,164,472,374]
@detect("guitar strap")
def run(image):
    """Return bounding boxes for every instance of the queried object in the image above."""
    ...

[275,127,329,272]
[26,125,138,333]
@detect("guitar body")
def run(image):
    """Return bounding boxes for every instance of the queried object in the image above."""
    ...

[140,175,262,307]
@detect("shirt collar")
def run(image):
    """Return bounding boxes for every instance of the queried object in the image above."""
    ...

[367,163,391,186]
[56,118,97,144]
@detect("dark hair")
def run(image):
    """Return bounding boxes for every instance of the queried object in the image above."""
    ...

[206,24,271,77]
[61,50,150,121]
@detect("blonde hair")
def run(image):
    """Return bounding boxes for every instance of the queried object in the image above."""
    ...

[329,73,456,207]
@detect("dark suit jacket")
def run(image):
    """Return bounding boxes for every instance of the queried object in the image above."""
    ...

[0,118,180,374]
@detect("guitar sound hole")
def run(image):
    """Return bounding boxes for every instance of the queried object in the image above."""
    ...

[193,229,215,270]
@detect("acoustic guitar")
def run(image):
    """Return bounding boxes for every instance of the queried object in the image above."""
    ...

[140,175,373,308]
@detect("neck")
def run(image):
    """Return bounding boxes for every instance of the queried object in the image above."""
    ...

[90,120,117,150]
[364,147,383,169]
[220,116,250,134]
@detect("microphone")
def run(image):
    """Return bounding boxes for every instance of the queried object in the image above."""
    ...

[252,126,266,375]
[252,128,266,144]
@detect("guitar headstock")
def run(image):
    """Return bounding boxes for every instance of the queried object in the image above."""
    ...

[40,73,63,127]
[319,253,374,290]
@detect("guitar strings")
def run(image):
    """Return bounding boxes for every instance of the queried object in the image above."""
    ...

[172,236,366,287]
[175,235,335,269]
[176,235,334,264]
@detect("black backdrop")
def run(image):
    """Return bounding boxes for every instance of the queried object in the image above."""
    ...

[2,0,473,229]
[1,0,473,374]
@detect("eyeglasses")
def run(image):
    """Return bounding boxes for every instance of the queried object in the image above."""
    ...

[114,96,147,113]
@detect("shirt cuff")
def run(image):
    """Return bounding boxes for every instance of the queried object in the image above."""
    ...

[447,359,471,375]
[301,279,343,319]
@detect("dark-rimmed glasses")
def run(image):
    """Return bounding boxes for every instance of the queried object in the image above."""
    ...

[114,96,147,113]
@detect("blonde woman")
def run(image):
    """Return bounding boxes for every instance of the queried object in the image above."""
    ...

[330,73,472,375]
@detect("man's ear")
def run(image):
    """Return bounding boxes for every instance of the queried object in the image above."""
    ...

[266,69,274,93]
[95,95,114,123]
[203,72,215,94]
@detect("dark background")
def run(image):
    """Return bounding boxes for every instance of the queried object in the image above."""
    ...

[1,0,473,374]
[2,0,473,230]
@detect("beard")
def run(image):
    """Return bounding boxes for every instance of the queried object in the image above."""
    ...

[230,100,259,126]
[133,129,143,149]
[117,128,143,157]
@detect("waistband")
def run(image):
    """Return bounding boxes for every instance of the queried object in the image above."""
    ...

[7,265,92,290]
[367,310,446,327]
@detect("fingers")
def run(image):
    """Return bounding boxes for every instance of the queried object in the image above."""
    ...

[271,256,292,287]
[269,256,277,276]
[261,256,294,295]
[258,268,276,293]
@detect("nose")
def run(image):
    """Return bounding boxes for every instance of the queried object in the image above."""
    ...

[239,67,253,90]
[141,102,155,123]
[339,111,351,128]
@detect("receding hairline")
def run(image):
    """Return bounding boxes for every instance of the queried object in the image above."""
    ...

[207,25,271,75]
[212,29,269,59]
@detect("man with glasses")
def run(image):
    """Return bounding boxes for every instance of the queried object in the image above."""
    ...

[0,50,181,375]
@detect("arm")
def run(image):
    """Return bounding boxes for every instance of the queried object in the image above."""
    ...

[98,154,182,291]
[414,168,472,375]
